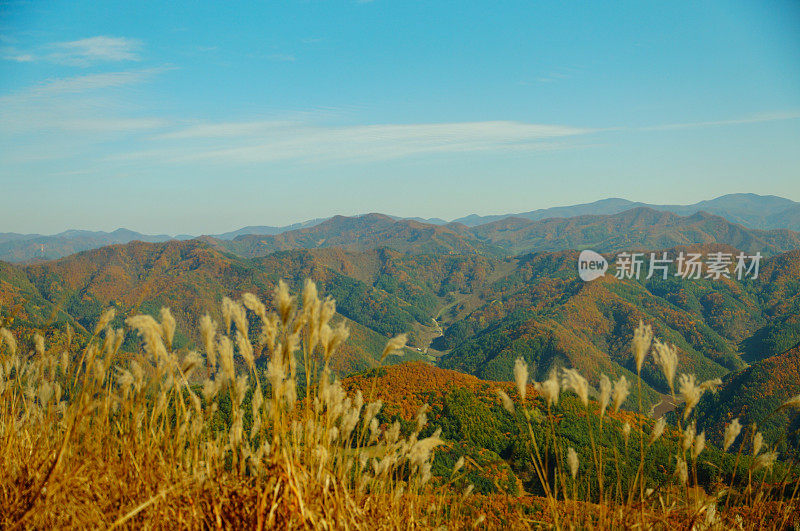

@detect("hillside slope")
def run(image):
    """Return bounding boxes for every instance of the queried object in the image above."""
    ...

[697,343,800,456]
[3,241,800,402]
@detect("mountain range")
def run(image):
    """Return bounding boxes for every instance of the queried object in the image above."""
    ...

[200,207,800,259]
[3,193,800,262]
[3,192,800,458]
[445,193,800,229]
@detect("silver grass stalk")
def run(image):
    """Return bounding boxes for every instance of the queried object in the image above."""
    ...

[94,308,116,335]
[1,327,17,356]
[650,417,666,444]
[381,334,408,362]
[752,450,778,472]
[513,358,529,401]
[200,314,218,368]
[678,373,703,420]
[598,373,611,418]
[612,375,631,412]
[652,339,678,392]
[567,447,579,479]
[561,368,589,408]
[33,333,45,357]
[692,431,706,459]
[683,422,696,453]
[160,307,176,349]
[723,418,742,452]
[496,388,515,414]
[535,371,560,408]
[753,431,764,457]
[675,456,689,485]
[632,320,653,373]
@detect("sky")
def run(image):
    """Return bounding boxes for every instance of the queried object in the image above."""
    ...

[1,0,799,235]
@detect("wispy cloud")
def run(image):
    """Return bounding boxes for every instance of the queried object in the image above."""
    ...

[155,120,301,140]
[268,53,296,62]
[2,36,142,66]
[2,49,35,62]
[3,68,165,100]
[536,72,570,84]
[642,111,800,131]
[0,69,168,136]
[115,120,594,165]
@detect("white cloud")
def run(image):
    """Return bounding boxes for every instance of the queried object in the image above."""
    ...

[115,120,594,165]
[155,120,301,140]
[4,68,164,101]
[1,50,35,62]
[1,36,142,66]
[0,69,168,136]
[50,36,142,65]
[642,111,800,131]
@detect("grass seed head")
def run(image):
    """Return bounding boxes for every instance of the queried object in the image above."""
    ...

[598,373,611,417]
[650,417,666,444]
[242,292,267,321]
[567,447,579,479]
[453,456,465,476]
[159,307,176,349]
[126,314,167,360]
[496,388,515,414]
[200,313,218,368]
[381,334,408,361]
[752,450,778,472]
[675,456,689,485]
[513,357,529,401]
[678,374,704,420]
[632,320,653,373]
[535,371,560,408]
[683,422,696,452]
[653,339,678,392]
[723,418,742,452]
[753,431,764,456]
[612,375,631,412]
[274,280,296,326]
[94,308,116,336]
[34,333,45,357]
[561,368,589,408]
[1,327,17,356]
[692,431,706,459]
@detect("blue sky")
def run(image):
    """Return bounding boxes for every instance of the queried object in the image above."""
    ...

[1,0,799,235]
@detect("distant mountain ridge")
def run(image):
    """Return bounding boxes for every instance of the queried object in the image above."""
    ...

[209,207,800,259]
[3,193,800,262]
[449,193,800,229]
[0,221,329,263]
[211,213,504,258]
[210,218,327,240]
[0,228,174,263]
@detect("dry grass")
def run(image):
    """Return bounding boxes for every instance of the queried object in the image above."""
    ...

[1,282,798,529]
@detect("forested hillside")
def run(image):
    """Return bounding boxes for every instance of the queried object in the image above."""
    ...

[3,239,800,404]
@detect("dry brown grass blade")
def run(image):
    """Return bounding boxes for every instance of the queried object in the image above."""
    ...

[8,402,83,530]
[109,480,186,529]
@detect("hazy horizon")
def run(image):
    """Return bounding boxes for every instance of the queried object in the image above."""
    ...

[0,191,796,237]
